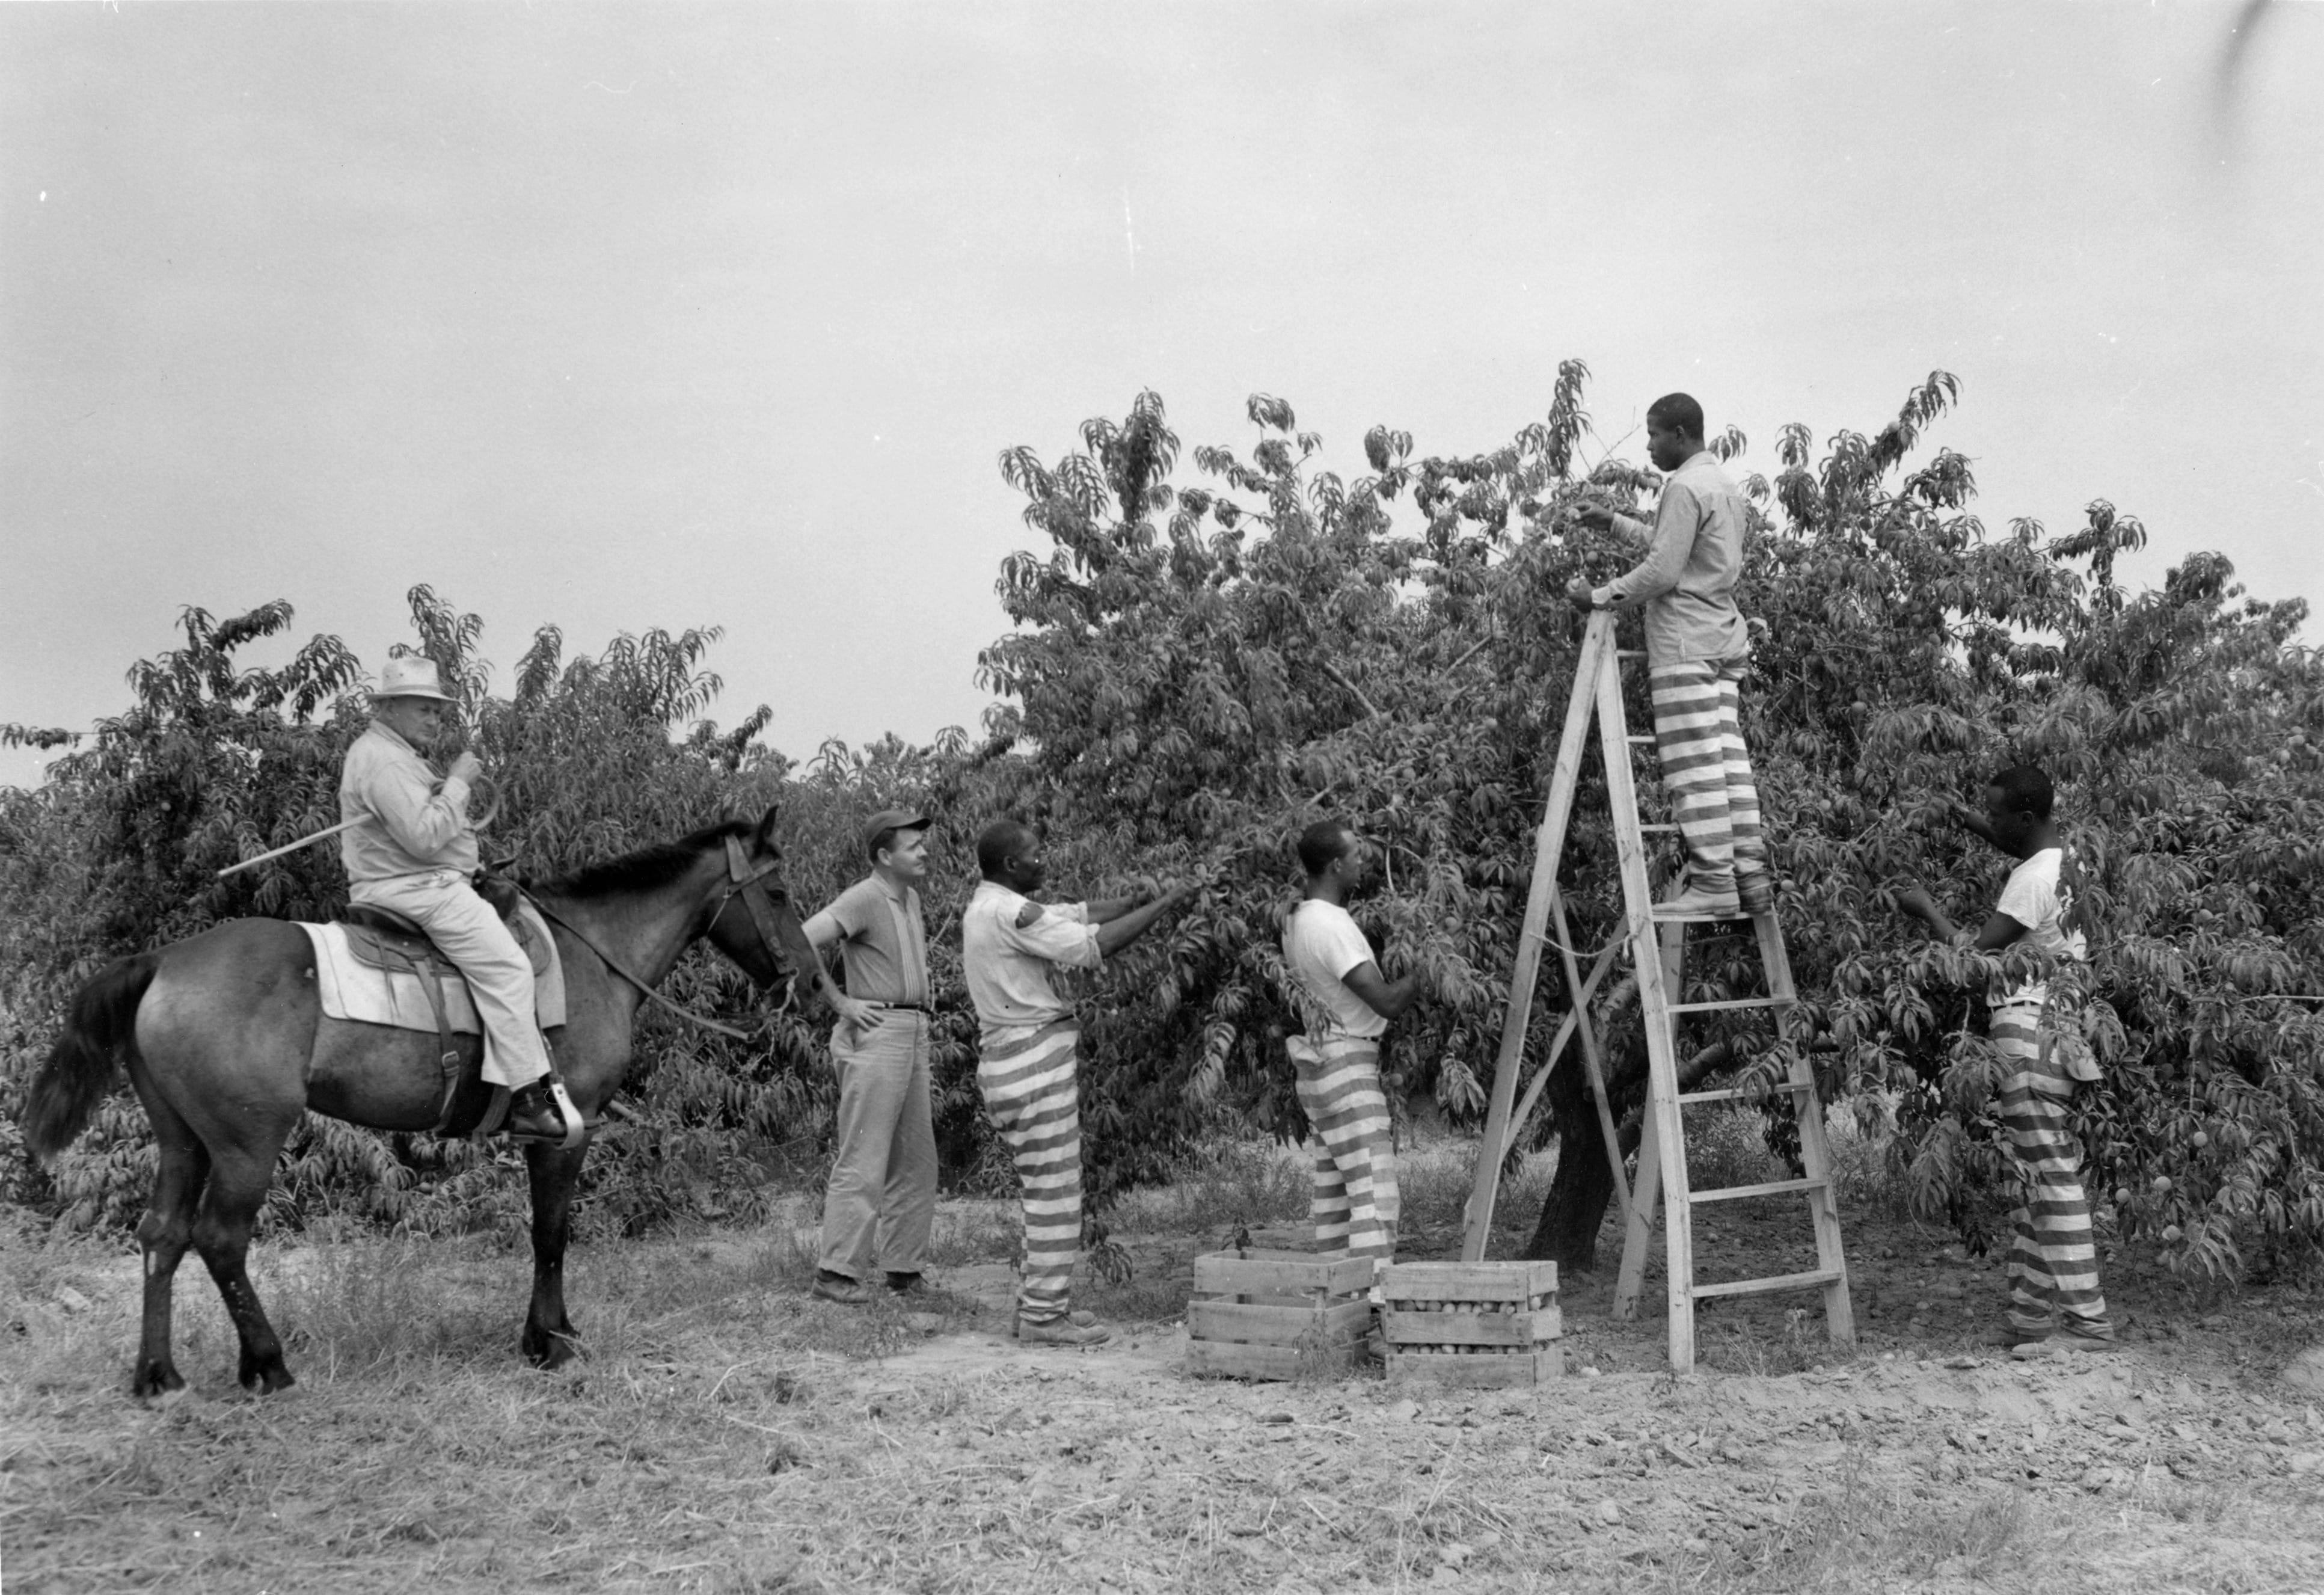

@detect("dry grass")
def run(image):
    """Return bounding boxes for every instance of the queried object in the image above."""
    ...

[7,1157,2323,1594]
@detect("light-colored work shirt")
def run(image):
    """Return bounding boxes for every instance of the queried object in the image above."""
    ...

[961,881,1100,1030]
[1282,900,1388,1040]
[1990,846,2089,1009]
[805,874,931,1005]
[339,721,476,884]
[1592,450,1753,665]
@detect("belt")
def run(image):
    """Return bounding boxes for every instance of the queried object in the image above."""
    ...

[867,1001,935,1016]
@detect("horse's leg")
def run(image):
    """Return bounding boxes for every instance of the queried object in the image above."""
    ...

[520,1137,588,1368]
[189,1138,299,1394]
[129,1084,209,1398]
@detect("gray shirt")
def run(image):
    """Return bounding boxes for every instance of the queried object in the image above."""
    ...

[805,875,930,1005]
[1593,450,1753,665]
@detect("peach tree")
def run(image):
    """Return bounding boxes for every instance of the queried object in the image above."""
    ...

[977,369,2324,1277]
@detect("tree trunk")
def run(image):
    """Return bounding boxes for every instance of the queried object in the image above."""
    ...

[1518,1033,1738,1272]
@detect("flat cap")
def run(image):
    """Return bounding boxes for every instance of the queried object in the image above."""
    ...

[861,807,932,857]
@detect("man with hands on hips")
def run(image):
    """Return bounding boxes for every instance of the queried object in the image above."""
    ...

[800,810,943,1307]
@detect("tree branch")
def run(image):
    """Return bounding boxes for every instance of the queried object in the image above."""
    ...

[1319,662,1384,719]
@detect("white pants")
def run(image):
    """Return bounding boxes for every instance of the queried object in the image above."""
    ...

[352,870,551,1090]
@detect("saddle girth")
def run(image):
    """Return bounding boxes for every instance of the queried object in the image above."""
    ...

[336,905,515,1136]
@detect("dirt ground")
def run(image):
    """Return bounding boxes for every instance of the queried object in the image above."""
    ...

[4,1161,2323,1594]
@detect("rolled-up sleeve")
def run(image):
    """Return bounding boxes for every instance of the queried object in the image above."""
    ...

[1596,484,1700,609]
[1004,901,1103,971]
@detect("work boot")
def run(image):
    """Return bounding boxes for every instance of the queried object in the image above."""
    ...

[1984,1324,2046,1350]
[505,1080,569,1143]
[1014,1310,1109,1346]
[811,1270,872,1306]
[1653,877,1744,921]
[2054,1323,2123,1353]
[1736,868,1777,917]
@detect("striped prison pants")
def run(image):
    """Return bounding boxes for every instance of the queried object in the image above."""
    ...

[1648,656,1767,895]
[976,1019,1084,1327]
[1287,1034,1399,1270]
[1992,1001,2112,1336]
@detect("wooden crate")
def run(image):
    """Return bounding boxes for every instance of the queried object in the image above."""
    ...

[1379,1261,1562,1388]
[1185,1249,1374,1381]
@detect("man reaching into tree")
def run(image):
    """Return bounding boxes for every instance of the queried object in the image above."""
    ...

[1281,820,1420,1274]
[1568,392,1773,920]
[1897,763,2117,1354]
[962,822,1192,1347]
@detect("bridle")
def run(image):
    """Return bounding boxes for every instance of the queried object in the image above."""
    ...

[521,835,805,1042]
[711,835,805,1010]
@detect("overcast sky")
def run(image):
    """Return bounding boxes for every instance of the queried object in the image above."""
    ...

[4,2,2318,788]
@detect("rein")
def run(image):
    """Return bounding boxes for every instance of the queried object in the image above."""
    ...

[520,837,801,1043]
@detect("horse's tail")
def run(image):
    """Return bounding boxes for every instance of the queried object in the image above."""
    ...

[22,951,159,1162]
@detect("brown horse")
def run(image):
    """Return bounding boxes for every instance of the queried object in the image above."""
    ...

[20,807,822,1397]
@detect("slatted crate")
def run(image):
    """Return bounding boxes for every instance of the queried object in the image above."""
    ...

[1185,1249,1375,1381]
[1379,1261,1562,1388]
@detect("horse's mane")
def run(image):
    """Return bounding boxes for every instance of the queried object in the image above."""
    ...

[527,819,753,902]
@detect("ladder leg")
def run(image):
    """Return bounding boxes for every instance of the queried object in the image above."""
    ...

[1551,889,1631,1231]
[1611,1099,1658,1321]
[1648,919,1696,1371]
[1461,618,1620,1262]
[1755,911,1855,1346]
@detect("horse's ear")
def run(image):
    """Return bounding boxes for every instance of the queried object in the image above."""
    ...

[755,805,781,849]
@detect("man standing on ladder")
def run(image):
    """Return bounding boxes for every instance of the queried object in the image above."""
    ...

[1281,820,1421,1275]
[1568,393,1773,921]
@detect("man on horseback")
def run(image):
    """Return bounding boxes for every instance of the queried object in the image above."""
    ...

[339,653,571,1143]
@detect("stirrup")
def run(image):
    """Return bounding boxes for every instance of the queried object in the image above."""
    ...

[546,1079,583,1150]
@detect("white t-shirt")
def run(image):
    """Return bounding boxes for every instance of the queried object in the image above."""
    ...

[1283,900,1387,1040]
[1991,847,2088,1008]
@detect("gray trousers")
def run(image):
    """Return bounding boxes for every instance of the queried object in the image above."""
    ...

[816,1012,937,1282]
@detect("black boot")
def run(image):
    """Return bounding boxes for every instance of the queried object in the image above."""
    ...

[505,1080,568,1143]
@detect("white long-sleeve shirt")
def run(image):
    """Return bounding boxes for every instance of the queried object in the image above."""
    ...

[1592,450,1753,665]
[338,721,476,883]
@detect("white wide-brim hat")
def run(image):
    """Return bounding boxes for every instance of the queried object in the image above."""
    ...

[374,654,455,702]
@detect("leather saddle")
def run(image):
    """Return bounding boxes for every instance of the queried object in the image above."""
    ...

[339,893,552,982]
[333,878,550,1137]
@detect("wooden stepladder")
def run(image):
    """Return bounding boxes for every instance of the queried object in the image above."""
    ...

[1461,612,1853,1372]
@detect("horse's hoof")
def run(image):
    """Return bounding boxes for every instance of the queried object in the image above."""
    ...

[239,1353,296,1394]
[132,1364,185,1400]
[524,1327,580,1370]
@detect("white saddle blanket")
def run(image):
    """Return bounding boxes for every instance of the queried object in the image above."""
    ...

[297,900,568,1033]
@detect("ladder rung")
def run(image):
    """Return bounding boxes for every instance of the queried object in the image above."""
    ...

[1639,823,1679,832]
[1691,1267,1844,1302]
[1617,649,1648,659]
[1688,1175,1828,1204]
[1680,1081,1815,1105]
[1626,734,1655,744]
[1666,997,1788,1014]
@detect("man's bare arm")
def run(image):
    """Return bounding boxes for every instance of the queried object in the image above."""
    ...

[1094,885,1192,956]
[1085,894,1146,925]
[1896,888,2026,952]
[1341,960,1421,1021]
